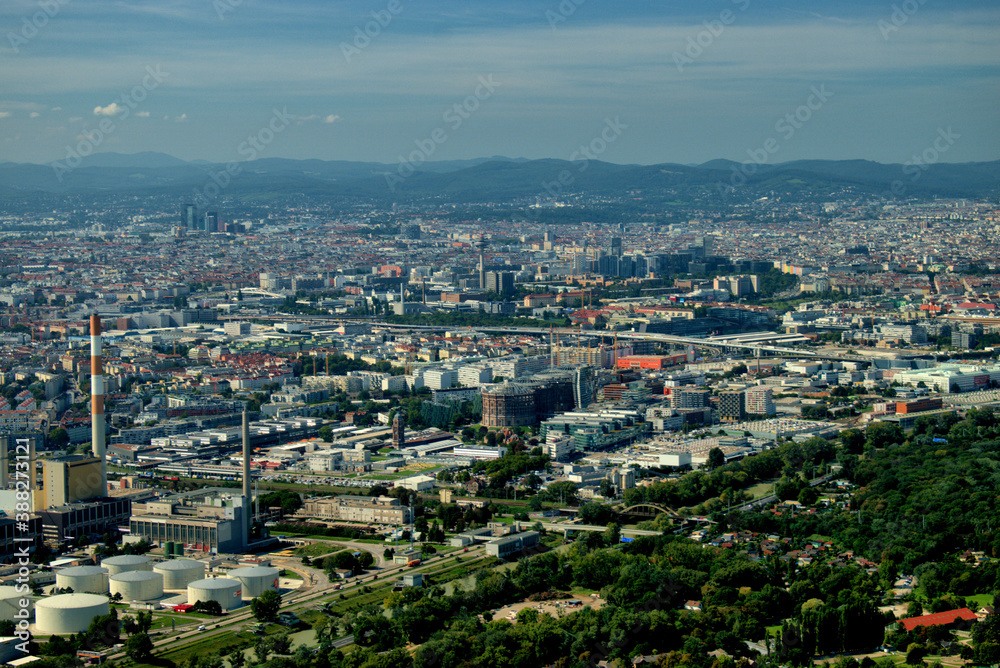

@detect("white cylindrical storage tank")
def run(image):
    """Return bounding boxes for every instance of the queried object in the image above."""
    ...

[110,571,163,601]
[0,586,31,622]
[154,560,206,590]
[101,555,152,575]
[226,567,279,598]
[56,566,109,594]
[36,594,109,635]
[187,578,243,612]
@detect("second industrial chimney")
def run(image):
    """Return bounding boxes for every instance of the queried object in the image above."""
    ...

[90,314,107,492]
[242,411,251,537]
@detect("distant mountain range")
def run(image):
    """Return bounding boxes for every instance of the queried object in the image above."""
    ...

[0,152,997,202]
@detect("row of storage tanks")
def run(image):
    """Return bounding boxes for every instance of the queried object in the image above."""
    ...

[27,556,282,634]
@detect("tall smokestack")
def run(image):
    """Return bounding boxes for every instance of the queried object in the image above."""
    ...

[242,411,251,536]
[90,315,107,493]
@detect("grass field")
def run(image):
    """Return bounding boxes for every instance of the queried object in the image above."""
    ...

[293,542,345,557]
[963,593,994,607]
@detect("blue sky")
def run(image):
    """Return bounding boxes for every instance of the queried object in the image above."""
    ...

[1,0,997,165]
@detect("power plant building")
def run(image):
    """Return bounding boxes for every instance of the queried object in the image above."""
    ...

[129,488,250,554]
[43,455,104,507]
[37,497,131,545]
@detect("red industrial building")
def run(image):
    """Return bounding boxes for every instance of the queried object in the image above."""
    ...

[896,398,944,414]
[616,354,687,370]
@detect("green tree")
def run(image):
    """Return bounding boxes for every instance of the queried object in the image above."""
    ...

[707,447,725,469]
[251,589,282,623]
[125,632,154,662]
[47,427,69,448]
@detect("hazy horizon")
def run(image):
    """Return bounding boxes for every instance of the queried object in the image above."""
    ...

[2,0,998,167]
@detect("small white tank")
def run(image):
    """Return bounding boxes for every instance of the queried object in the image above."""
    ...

[56,566,110,594]
[110,571,163,601]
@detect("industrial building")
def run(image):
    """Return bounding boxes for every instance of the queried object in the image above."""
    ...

[128,488,250,554]
[299,495,412,525]
[37,498,131,546]
[485,531,540,558]
[42,456,105,507]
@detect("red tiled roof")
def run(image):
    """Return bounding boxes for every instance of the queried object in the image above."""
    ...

[899,608,977,632]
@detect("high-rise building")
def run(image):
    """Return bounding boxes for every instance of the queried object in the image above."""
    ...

[695,234,714,258]
[206,211,219,233]
[718,391,746,422]
[183,204,197,230]
[485,271,515,297]
[610,237,623,257]
[671,388,711,410]
[745,387,776,417]
[572,366,594,409]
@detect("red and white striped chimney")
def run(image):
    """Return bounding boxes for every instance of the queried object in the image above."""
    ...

[90,314,107,491]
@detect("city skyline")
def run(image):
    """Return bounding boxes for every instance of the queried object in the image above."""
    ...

[1,0,997,166]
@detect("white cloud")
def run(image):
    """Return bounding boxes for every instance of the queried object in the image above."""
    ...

[94,102,122,116]
[69,116,82,123]
[51,107,61,111]
[174,113,187,122]
[29,111,40,118]
[0,112,11,119]
[136,111,150,117]
[324,114,340,124]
